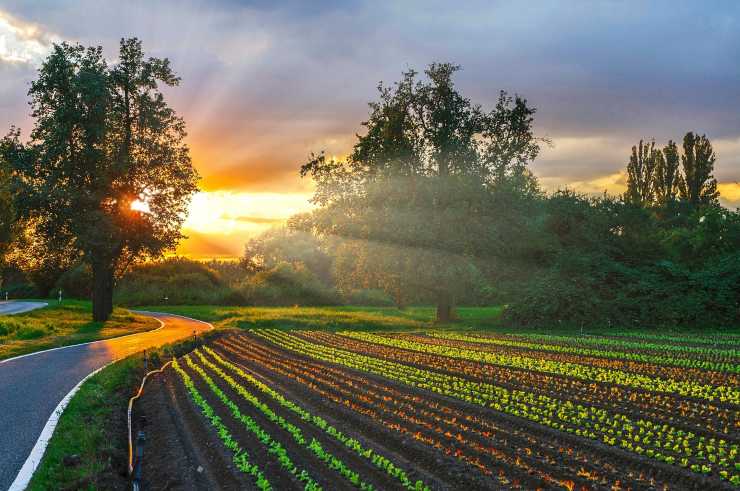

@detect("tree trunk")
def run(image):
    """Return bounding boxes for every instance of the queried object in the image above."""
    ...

[435,293,455,323]
[92,261,114,322]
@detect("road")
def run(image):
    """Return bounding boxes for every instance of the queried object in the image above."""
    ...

[0,312,211,491]
[0,301,48,316]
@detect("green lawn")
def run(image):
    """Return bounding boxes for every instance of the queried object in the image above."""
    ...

[138,305,505,331]
[0,300,159,361]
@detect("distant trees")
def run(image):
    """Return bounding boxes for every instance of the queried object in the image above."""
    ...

[300,63,544,321]
[1,39,198,320]
[624,132,719,208]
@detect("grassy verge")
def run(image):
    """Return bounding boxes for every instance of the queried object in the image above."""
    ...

[134,305,740,337]
[28,333,220,490]
[0,300,159,361]
[138,305,505,331]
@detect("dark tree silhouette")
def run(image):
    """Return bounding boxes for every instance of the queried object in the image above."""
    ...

[625,139,659,206]
[679,132,719,206]
[654,140,681,206]
[2,39,198,321]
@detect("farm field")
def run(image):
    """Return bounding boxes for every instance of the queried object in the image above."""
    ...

[138,327,740,490]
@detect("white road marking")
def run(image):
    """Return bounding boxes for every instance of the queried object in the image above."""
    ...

[5,312,214,489]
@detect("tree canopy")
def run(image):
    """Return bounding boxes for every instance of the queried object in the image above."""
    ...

[300,63,544,321]
[1,38,198,320]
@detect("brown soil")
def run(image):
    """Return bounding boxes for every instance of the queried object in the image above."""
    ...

[134,332,737,491]
[132,370,247,490]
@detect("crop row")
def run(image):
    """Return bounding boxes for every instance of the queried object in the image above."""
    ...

[406,333,736,387]
[254,329,739,484]
[338,331,739,405]
[220,335,654,490]
[200,346,430,491]
[508,332,740,359]
[426,331,739,375]
[182,354,323,490]
[171,359,272,490]
[303,331,734,435]
[606,330,740,347]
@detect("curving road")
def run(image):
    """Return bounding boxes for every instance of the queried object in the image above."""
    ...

[0,311,211,491]
[0,301,48,316]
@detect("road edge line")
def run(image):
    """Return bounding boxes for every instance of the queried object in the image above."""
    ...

[0,317,166,365]
[6,311,214,490]
[7,360,115,491]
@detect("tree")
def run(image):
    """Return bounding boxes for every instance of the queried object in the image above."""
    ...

[654,140,681,206]
[625,139,659,206]
[4,39,198,320]
[678,132,719,206]
[300,63,543,321]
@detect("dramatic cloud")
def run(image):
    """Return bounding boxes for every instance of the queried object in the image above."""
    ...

[1,1,738,256]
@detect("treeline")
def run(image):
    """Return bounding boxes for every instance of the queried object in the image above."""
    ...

[2,59,739,329]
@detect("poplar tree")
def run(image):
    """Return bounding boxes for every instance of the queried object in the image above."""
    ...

[654,140,682,206]
[625,139,659,206]
[678,132,719,206]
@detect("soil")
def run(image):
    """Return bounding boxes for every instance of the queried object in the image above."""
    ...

[132,371,247,490]
[132,332,737,491]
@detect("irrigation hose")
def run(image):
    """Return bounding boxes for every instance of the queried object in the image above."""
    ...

[127,360,173,476]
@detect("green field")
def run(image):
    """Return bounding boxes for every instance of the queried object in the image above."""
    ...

[0,300,159,361]
[140,305,505,331]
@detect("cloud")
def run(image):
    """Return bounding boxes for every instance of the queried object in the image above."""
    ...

[0,9,55,64]
[1,1,740,256]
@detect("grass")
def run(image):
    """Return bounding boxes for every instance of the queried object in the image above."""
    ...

[138,304,506,331]
[27,354,140,491]
[28,334,217,490]
[0,300,159,361]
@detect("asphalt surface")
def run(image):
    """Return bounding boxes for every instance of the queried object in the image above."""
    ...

[0,312,210,490]
[0,301,48,316]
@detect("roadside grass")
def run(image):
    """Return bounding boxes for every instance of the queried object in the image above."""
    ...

[138,304,506,331]
[0,300,159,361]
[28,334,217,491]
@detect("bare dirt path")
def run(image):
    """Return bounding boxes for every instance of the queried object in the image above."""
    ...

[0,311,210,491]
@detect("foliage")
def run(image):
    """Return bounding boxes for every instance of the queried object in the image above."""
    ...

[256,329,740,485]
[2,38,198,321]
[0,152,13,268]
[300,63,544,321]
[679,132,719,206]
[114,257,235,305]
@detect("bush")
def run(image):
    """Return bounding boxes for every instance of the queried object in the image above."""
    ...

[115,258,230,306]
[343,289,394,307]
[240,262,340,306]
[55,263,92,299]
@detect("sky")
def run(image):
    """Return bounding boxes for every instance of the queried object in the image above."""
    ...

[1,1,739,258]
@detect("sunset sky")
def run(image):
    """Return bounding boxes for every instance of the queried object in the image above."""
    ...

[1,1,739,259]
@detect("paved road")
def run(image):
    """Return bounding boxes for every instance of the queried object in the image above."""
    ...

[0,301,48,316]
[0,312,211,490]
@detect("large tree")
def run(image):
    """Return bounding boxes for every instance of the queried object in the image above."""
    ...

[300,63,543,321]
[678,131,719,206]
[4,39,198,320]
